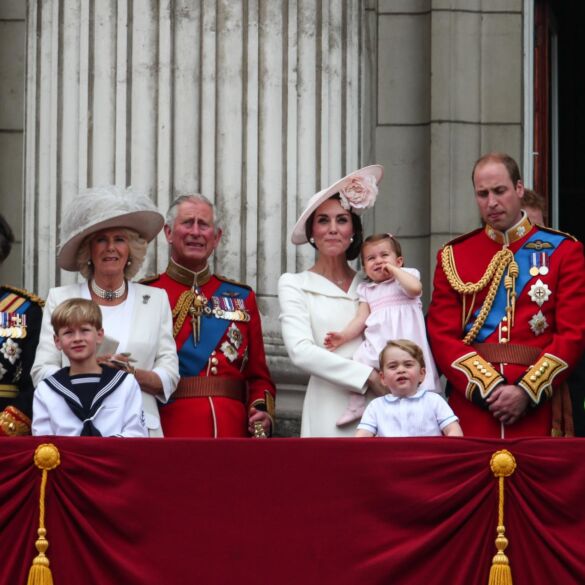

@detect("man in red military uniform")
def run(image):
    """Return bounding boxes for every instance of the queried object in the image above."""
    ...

[146,194,276,437]
[427,152,585,437]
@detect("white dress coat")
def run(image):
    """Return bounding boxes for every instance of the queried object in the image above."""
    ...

[31,282,179,437]
[278,271,373,437]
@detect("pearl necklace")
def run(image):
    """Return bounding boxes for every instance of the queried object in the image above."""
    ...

[90,279,126,301]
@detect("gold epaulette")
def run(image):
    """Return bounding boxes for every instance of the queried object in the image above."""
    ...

[452,352,504,400]
[138,273,161,285]
[536,225,578,242]
[216,274,252,291]
[518,353,568,404]
[1,285,45,308]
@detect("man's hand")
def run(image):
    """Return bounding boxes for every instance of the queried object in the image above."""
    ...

[248,407,271,437]
[486,384,531,425]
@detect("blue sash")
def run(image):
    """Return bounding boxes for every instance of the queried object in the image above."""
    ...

[465,230,566,341]
[177,281,250,376]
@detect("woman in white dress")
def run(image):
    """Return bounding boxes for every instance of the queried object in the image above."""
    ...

[31,186,179,437]
[278,166,387,436]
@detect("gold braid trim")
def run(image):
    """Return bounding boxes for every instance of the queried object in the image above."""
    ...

[172,290,195,338]
[441,246,515,344]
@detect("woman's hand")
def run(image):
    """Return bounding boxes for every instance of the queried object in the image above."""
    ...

[367,370,388,397]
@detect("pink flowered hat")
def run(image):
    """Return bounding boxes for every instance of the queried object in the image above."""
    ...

[290,165,384,245]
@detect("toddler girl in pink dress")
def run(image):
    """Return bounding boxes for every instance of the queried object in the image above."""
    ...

[325,233,442,425]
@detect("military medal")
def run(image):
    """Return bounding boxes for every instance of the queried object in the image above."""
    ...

[529,311,548,336]
[528,279,551,307]
[539,252,549,275]
[529,253,539,276]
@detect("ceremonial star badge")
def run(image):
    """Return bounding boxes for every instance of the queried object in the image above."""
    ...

[529,311,548,336]
[0,338,21,365]
[528,279,552,307]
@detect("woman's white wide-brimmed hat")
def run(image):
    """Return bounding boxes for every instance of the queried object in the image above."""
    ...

[290,164,384,245]
[57,185,165,271]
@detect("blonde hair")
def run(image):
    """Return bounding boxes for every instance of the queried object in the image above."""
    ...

[51,298,103,334]
[379,339,425,370]
[76,228,147,280]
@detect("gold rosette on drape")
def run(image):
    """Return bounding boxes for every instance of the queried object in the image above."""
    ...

[488,450,516,585]
[28,443,61,585]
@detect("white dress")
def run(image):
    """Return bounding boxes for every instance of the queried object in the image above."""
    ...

[353,269,442,394]
[278,271,373,437]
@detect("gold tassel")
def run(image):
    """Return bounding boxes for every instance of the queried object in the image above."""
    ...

[28,444,61,585]
[488,450,516,585]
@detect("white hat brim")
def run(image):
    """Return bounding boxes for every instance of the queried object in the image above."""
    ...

[290,164,384,245]
[57,210,164,271]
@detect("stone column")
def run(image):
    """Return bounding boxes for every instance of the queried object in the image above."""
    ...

[24,0,371,426]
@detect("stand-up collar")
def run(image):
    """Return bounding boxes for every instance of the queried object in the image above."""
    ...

[166,258,211,287]
[484,211,533,245]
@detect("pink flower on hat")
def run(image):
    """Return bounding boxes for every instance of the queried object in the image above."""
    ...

[338,174,378,214]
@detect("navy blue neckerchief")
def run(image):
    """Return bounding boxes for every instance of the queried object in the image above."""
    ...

[464,229,566,342]
[177,280,250,377]
[44,366,128,436]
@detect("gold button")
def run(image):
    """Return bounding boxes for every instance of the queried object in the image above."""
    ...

[502,316,508,322]
[486,372,492,377]
[543,361,549,368]
[530,375,537,381]
[473,360,480,366]
[210,366,218,375]
[211,357,219,366]
[501,326,508,332]
[501,339,508,344]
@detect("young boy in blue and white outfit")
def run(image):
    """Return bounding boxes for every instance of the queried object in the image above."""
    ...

[356,339,462,438]
[32,298,147,437]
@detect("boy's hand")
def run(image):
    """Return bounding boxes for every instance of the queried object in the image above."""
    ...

[324,331,344,350]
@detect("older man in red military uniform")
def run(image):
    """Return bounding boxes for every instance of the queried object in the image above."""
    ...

[427,152,585,437]
[146,194,276,437]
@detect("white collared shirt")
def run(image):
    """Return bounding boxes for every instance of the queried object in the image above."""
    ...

[357,389,458,437]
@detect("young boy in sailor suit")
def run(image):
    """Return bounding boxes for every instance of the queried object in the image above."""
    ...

[32,298,147,437]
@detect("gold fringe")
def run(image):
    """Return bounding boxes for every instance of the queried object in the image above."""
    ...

[488,450,516,585]
[28,444,61,585]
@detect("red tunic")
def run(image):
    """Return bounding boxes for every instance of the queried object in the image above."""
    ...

[147,270,276,437]
[427,218,585,437]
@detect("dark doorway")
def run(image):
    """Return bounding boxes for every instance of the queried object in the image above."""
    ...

[554,3,585,242]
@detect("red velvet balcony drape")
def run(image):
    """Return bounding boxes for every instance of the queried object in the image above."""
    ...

[1,437,584,585]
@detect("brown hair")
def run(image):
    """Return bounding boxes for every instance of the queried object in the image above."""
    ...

[51,298,103,334]
[522,189,545,212]
[304,194,364,261]
[472,152,522,187]
[361,233,402,263]
[379,339,425,370]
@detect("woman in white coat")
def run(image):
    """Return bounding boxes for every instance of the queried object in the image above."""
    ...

[278,166,387,437]
[31,186,179,437]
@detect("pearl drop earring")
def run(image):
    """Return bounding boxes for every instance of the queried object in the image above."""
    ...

[309,237,315,244]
